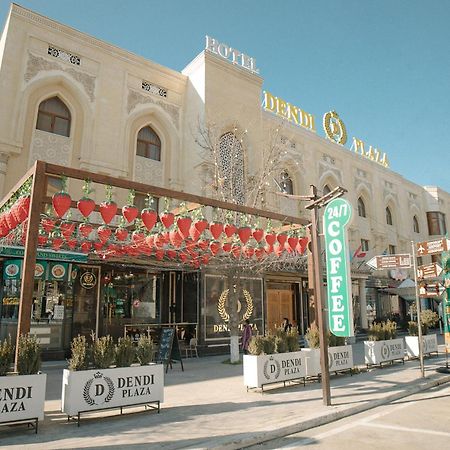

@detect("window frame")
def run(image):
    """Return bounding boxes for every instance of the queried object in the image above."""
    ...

[357,197,366,218]
[36,96,71,137]
[386,206,393,225]
[413,215,420,233]
[279,170,294,195]
[136,126,162,161]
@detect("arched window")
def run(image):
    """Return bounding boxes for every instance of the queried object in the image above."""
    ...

[357,197,366,218]
[136,126,161,161]
[386,206,393,225]
[218,132,245,204]
[36,96,71,137]
[413,215,420,233]
[323,184,332,195]
[279,171,293,195]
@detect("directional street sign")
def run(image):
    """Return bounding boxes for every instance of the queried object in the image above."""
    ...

[366,253,412,270]
[416,238,449,256]
[417,262,443,280]
[419,282,446,298]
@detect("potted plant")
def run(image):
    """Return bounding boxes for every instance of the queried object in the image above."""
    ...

[243,330,306,390]
[303,325,354,377]
[61,334,163,425]
[364,320,405,366]
[0,334,46,432]
[405,309,439,358]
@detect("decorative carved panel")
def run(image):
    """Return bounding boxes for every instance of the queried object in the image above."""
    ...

[134,155,163,186]
[30,130,72,166]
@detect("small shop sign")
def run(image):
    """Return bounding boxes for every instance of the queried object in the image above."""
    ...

[80,271,97,289]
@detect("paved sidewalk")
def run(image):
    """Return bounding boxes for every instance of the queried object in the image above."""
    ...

[1,342,449,450]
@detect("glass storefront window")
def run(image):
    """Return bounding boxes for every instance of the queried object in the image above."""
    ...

[203,274,263,341]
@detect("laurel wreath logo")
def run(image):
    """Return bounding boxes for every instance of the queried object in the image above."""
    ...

[263,357,281,380]
[381,343,390,360]
[83,373,115,406]
[323,111,347,145]
[217,289,254,322]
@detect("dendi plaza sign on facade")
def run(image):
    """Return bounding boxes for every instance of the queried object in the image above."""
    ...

[324,198,354,337]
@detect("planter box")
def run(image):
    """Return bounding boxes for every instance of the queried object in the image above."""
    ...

[364,338,405,366]
[303,345,354,377]
[0,373,46,427]
[62,364,164,419]
[243,351,306,389]
[405,334,438,358]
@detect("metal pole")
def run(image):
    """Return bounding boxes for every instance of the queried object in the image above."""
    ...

[309,185,331,406]
[411,241,425,378]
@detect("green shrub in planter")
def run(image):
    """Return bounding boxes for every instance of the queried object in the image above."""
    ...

[274,336,288,354]
[248,335,265,355]
[305,324,320,348]
[262,335,276,355]
[368,322,383,341]
[420,310,438,335]
[68,335,90,371]
[0,336,14,376]
[383,320,397,339]
[408,321,419,336]
[286,330,300,352]
[328,331,345,347]
[115,336,136,367]
[136,335,154,365]
[17,334,41,375]
[91,334,115,369]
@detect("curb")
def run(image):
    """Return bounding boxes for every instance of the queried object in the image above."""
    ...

[200,372,450,450]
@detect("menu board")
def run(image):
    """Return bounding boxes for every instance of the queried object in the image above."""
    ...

[156,328,184,373]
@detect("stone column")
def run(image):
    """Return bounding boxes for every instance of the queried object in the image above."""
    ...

[0,153,9,197]
[359,278,368,329]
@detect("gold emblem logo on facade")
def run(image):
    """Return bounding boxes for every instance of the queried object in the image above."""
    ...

[323,111,347,145]
[217,289,254,322]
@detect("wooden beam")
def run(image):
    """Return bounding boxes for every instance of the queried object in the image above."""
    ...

[14,161,47,371]
[43,163,308,225]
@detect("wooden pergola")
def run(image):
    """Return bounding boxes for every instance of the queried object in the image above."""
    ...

[0,160,310,367]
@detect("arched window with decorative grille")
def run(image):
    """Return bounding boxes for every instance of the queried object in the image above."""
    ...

[386,206,393,225]
[136,126,161,161]
[413,215,420,233]
[218,132,245,204]
[36,96,71,137]
[279,170,294,195]
[357,197,366,218]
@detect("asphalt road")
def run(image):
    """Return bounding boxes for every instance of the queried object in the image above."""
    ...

[247,382,450,450]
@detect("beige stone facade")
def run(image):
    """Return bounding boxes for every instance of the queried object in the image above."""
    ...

[0,4,448,339]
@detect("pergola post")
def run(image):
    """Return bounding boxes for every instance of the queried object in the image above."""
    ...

[14,161,46,371]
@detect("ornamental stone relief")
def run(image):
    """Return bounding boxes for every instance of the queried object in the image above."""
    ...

[318,161,342,184]
[134,156,163,186]
[30,130,72,166]
[127,90,180,129]
[354,179,372,194]
[24,52,96,102]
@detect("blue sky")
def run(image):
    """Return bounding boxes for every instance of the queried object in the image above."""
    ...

[1,0,449,192]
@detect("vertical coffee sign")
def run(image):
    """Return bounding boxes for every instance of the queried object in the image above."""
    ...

[324,198,354,337]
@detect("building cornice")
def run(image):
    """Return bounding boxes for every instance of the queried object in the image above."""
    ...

[10,3,187,86]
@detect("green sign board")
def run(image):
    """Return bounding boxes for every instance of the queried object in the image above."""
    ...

[442,251,450,349]
[324,198,354,337]
[0,246,87,263]
[3,259,21,279]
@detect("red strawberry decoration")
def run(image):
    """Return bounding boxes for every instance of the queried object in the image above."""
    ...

[244,246,255,258]
[210,241,221,256]
[265,244,274,254]
[41,217,55,233]
[67,238,78,250]
[252,228,264,242]
[77,197,96,218]
[255,247,265,259]
[222,242,232,253]
[231,244,241,258]
[287,236,299,251]
[141,209,158,231]
[224,224,237,238]
[265,233,276,246]
[155,249,165,260]
[99,201,117,224]
[277,233,288,246]
[38,233,48,246]
[61,221,76,239]
[177,217,192,239]
[189,225,201,241]
[298,237,309,254]
[274,243,284,257]
[97,225,112,243]
[160,212,174,229]
[132,230,145,243]
[209,222,223,240]
[78,222,93,238]
[238,227,252,244]
[198,239,210,251]
[122,205,139,223]
[52,191,72,218]
[51,231,64,250]
[17,195,30,223]
[194,219,209,234]
[145,235,155,248]
[81,241,92,253]
[5,211,18,230]
[115,227,128,241]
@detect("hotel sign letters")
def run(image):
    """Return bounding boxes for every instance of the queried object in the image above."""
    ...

[205,36,259,73]
[324,198,354,337]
